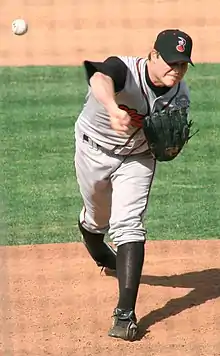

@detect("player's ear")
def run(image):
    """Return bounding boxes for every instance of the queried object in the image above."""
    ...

[151,49,160,63]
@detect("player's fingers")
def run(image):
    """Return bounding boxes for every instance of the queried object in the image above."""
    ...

[111,122,128,135]
[121,115,131,125]
[114,121,129,131]
[115,129,128,136]
[110,116,130,134]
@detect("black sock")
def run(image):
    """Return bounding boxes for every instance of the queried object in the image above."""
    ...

[78,221,104,246]
[116,241,145,312]
[78,221,116,269]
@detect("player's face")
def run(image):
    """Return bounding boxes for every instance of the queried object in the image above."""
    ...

[150,51,189,87]
[157,55,189,87]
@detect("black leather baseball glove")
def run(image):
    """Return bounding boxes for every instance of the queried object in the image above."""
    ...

[143,107,198,162]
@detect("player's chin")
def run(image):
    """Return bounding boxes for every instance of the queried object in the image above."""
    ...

[163,76,181,87]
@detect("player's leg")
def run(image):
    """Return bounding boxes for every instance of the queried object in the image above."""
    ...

[108,152,156,340]
[77,220,116,271]
[74,131,118,270]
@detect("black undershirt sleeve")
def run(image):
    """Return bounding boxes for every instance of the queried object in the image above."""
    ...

[83,56,128,92]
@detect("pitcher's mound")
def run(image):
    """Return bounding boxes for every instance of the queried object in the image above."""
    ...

[1,240,220,356]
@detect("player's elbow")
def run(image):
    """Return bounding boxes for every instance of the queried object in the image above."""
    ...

[89,72,113,87]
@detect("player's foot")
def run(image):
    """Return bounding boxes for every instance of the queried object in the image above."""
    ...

[108,308,138,341]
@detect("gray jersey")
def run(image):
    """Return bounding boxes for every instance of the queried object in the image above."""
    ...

[75,56,190,155]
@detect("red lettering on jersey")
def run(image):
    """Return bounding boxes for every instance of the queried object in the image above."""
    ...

[119,104,145,128]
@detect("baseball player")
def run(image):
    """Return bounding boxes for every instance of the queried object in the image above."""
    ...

[74,29,194,341]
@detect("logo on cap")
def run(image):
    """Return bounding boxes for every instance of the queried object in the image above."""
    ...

[176,37,186,53]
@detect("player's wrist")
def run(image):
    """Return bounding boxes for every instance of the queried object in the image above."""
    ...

[105,101,119,116]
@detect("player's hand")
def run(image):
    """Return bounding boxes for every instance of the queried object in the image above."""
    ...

[108,107,131,135]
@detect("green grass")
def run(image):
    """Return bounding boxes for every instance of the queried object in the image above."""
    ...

[1,64,220,245]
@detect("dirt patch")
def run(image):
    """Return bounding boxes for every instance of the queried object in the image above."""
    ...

[1,241,220,355]
[0,0,220,66]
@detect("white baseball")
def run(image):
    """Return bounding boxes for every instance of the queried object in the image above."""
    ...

[12,19,28,36]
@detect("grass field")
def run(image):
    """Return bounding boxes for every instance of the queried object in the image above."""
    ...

[1,64,220,246]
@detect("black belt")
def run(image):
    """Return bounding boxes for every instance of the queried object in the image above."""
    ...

[82,134,150,156]
[83,134,101,149]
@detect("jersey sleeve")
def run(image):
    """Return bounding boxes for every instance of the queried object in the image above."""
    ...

[83,56,128,92]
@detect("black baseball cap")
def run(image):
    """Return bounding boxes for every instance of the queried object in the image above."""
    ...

[154,29,194,66]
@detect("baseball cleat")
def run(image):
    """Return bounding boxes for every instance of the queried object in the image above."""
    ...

[108,308,138,341]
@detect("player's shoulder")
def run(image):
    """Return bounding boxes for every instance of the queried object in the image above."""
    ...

[172,79,191,109]
[117,55,141,68]
[179,79,190,97]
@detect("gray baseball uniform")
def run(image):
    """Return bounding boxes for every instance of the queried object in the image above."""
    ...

[74,56,190,246]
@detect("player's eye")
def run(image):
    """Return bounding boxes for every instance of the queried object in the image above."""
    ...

[171,62,188,69]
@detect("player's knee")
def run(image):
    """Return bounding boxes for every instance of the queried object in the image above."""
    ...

[109,226,146,247]
[79,220,109,235]
[79,211,109,235]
